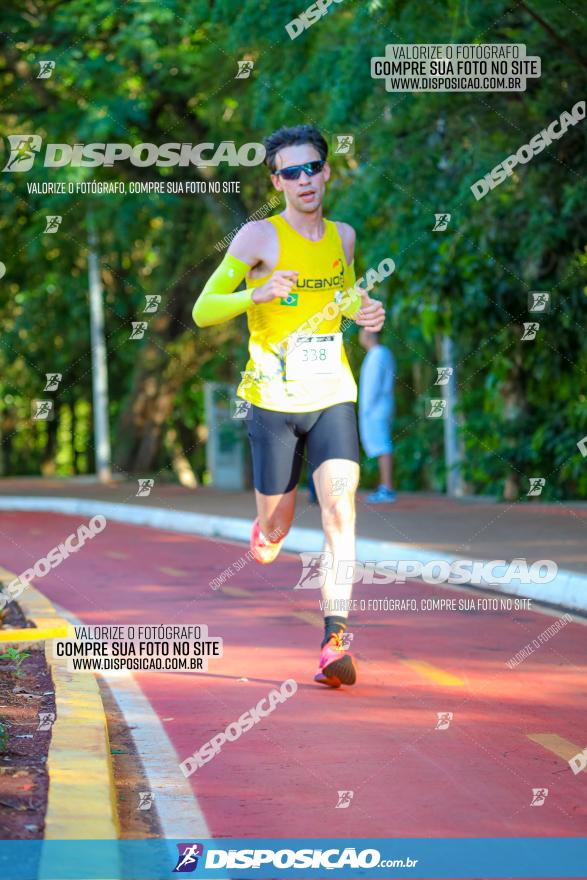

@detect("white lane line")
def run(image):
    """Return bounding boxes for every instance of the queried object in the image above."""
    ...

[55,603,229,877]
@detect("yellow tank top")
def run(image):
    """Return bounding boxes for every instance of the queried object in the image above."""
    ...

[237,214,357,413]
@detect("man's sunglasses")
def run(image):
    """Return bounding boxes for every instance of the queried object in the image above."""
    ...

[274,160,325,181]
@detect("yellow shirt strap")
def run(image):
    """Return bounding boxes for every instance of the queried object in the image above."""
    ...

[339,260,363,319]
[193,253,256,328]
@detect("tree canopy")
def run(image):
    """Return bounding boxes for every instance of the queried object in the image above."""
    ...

[0,0,585,498]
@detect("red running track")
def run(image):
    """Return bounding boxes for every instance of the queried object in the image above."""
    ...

[1,511,586,842]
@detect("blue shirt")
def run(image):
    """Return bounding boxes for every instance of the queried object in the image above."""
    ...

[359,344,395,420]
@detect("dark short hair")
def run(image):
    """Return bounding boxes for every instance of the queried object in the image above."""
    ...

[263,125,328,172]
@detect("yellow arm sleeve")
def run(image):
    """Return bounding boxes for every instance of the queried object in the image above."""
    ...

[340,260,363,319]
[192,253,257,328]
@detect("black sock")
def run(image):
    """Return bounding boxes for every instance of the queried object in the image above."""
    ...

[322,615,348,648]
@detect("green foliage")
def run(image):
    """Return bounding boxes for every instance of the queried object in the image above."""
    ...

[0,1,586,497]
[0,647,31,671]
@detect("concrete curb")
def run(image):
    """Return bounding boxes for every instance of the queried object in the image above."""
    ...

[1,495,586,615]
[0,566,120,844]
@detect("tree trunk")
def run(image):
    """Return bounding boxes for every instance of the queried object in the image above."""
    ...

[114,341,182,473]
[165,426,198,488]
[40,402,59,476]
[501,344,528,501]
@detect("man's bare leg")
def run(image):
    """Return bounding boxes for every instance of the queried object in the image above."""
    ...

[378,452,393,490]
[255,487,297,543]
[311,457,360,685]
[312,458,360,617]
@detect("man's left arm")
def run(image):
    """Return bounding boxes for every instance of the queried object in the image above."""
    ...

[336,222,385,331]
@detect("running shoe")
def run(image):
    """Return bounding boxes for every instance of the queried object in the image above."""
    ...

[249,517,285,564]
[366,486,397,504]
[314,633,357,688]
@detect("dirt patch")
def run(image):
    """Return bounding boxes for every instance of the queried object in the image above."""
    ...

[98,678,161,838]
[0,600,55,839]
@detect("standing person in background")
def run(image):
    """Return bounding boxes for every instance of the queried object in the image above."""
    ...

[358,330,396,504]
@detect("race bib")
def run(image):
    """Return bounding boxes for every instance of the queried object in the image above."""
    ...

[285,333,342,381]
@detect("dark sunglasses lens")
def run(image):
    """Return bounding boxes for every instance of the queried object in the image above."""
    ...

[281,166,303,180]
[308,161,324,175]
[279,161,324,180]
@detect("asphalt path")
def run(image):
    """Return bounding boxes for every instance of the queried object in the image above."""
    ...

[1,510,586,850]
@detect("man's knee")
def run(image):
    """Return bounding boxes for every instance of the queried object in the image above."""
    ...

[321,496,355,533]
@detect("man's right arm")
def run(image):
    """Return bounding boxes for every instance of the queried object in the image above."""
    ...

[192,222,297,327]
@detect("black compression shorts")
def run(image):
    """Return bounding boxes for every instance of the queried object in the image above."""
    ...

[245,401,360,495]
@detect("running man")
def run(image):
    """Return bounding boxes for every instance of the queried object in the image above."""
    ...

[193,125,385,688]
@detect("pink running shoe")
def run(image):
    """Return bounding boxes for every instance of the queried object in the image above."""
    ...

[250,517,285,564]
[314,633,357,688]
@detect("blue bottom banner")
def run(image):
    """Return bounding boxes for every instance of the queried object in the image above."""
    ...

[0,837,585,879]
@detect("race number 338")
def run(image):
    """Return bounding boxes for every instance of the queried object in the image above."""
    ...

[285,333,342,381]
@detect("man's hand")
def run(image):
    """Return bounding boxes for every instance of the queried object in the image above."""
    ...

[251,270,298,304]
[354,294,385,332]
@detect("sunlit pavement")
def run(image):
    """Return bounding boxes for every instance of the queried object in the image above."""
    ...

[1,510,586,840]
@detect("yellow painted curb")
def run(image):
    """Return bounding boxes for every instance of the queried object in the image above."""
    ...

[1,570,120,841]
[0,624,69,642]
